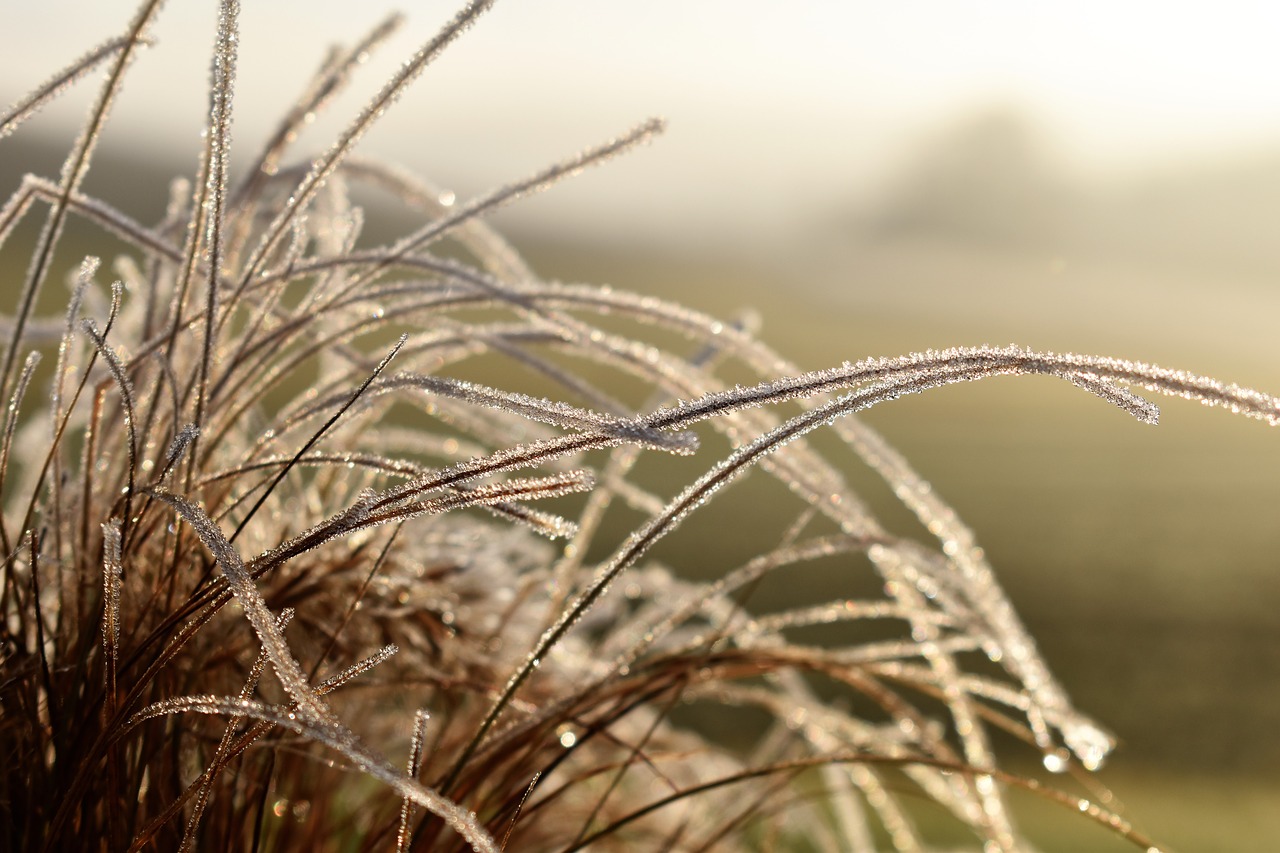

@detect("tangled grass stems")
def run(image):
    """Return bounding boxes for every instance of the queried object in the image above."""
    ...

[560,753,1163,853]
[2,1,1276,850]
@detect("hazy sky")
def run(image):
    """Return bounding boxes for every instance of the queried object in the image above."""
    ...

[6,1,1280,247]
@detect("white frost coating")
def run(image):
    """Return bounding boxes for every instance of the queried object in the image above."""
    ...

[397,709,431,853]
[370,118,666,285]
[1066,374,1160,425]
[255,470,593,570]
[100,520,123,654]
[129,694,502,851]
[0,353,41,498]
[307,371,697,454]
[180,608,294,853]
[160,424,200,479]
[0,36,138,140]
[148,490,498,853]
[643,345,1280,432]
[50,256,96,433]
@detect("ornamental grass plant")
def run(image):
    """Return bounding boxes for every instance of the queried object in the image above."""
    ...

[2,2,1276,850]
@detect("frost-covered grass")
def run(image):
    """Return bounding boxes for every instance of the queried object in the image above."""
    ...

[1,2,1276,851]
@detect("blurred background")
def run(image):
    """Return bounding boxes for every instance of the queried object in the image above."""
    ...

[4,2,1280,848]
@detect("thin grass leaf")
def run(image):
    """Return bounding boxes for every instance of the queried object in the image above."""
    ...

[179,608,294,853]
[100,519,124,708]
[0,352,41,556]
[345,118,665,294]
[144,490,498,852]
[232,13,404,214]
[301,371,696,454]
[185,0,241,485]
[341,156,535,282]
[397,709,431,853]
[499,771,541,852]
[0,35,142,140]
[84,312,139,533]
[156,423,199,484]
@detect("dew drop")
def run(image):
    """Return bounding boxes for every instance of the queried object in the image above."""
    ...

[1042,750,1069,773]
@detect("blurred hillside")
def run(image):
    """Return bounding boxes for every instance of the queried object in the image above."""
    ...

[849,110,1280,277]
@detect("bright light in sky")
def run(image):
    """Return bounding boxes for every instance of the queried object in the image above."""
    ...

[4,1,1280,246]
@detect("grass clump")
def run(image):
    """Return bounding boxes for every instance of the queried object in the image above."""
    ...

[1,2,1275,850]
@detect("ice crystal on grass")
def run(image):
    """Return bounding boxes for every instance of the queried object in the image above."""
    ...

[398,709,432,853]
[0,36,139,141]
[0,2,1272,851]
